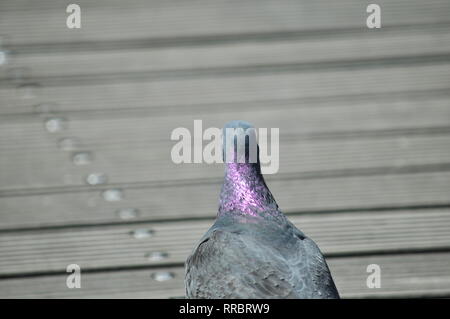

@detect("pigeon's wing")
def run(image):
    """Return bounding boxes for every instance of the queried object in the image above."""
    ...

[185,227,339,299]
[294,235,340,298]
[185,229,302,299]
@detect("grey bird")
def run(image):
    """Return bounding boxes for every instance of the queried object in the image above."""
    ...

[185,120,339,299]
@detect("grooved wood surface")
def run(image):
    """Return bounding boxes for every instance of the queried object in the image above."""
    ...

[0,0,449,298]
[0,208,450,276]
[1,252,449,298]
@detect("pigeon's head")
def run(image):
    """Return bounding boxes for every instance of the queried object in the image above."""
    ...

[222,120,259,165]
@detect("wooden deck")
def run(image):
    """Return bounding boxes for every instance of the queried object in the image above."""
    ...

[0,0,450,298]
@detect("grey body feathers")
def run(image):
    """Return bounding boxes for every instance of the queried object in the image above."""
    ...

[185,213,339,299]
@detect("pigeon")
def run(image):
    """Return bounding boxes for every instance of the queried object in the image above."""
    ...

[185,120,339,299]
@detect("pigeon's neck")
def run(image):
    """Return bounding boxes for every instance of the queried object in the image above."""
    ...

[218,162,279,217]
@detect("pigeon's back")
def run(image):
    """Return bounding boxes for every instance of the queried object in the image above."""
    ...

[185,120,339,299]
[185,213,339,299]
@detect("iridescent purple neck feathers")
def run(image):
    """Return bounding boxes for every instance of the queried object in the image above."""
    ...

[219,162,278,217]
[218,120,279,217]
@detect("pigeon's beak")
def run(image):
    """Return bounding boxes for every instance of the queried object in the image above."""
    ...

[222,120,259,164]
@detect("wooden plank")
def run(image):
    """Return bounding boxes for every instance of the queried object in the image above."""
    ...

[0,91,449,190]
[1,122,450,191]
[3,25,450,79]
[0,208,449,275]
[1,252,449,298]
[0,0,448,301]
[333,252,450,298]
[2,92,450,146]
[1,1,450,47]
[1,62,450,114]
[1,171,450,229]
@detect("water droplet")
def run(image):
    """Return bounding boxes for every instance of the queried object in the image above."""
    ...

[146,251,169,262]
[0,35,11,67]
[151,272,174,282]
[45,117,67,133]
[16,82,41,99]
[0,51,7,66]
[102,189,123,202]
[117,208,139,220]
[86,173,107,185]
[131,228,154,239]
[58,137,81,151]
[72,151,93,165]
